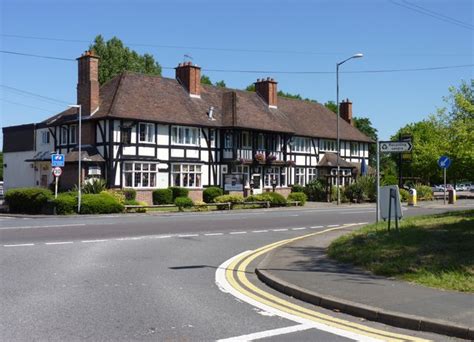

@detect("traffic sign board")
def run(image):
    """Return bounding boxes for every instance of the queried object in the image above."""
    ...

[51,154,65,167]
[438,156,451,169]
[52,167,62,177]
[379,141,413,153]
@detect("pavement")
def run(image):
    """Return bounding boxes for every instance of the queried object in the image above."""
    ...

[255,204,474,340]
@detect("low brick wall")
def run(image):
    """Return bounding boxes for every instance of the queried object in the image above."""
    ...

[135,190,153,204]
[188,189,203,202]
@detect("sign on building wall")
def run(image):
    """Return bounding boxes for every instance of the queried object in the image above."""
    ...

[224,174,244,191]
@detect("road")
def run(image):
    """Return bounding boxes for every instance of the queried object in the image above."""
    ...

[1,204,470,341]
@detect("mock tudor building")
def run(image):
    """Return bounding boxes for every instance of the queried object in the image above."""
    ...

[2,51,372,203]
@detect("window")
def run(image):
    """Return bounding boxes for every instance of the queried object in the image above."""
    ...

[295,167,305,185]
[171,126,200,146]
[224,131,233,148]
[350,142,359,156]
[61,126,68,145]
[69,125,77,144]
[172,164,202,188]
[308,168,317,182]
[321,139,337,152]
[123,162,157,188]
[41,131,50,144]
[257,134,265,150]
[139,123,155,143]
[121,127,132,144]
[292,137,310,152]
[241,131,251,149]
[264,167,286,187]
[232,165,250,186]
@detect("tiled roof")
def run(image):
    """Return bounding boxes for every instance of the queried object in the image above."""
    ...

[318,153,356,168]
[44,72,373,142]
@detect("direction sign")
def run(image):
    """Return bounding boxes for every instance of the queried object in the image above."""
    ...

[52,167,62,177]
[51,154,65,167]
[379,141,413,153]
[438,156,451,169]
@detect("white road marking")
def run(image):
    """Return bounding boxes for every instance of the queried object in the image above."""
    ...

[252,230,268,233]
[217,324,314,342]
[340,210,375,214]
[45,241,73,245]
[272,228,288,232]
[358,222,369,225]
[230,231,247,235]
[178,234,199,237]
[289,214,299,217]
[310,225,324,229]
[291,227,306,231]
[151,235,172,239]
[129,237,143,240]
[204,233,224,236]
[0,223,86,230]
[215,251,382,342]
[4,243,35,247]
[326,224,339,228]
[81,239,108,243]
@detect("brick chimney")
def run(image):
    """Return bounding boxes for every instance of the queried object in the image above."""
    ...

[340,98,353,125]
[175,62,201,98]
[255,77,277,108]
[77,50,100,116]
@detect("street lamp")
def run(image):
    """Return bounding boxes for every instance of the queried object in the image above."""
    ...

[68,104,82,213]
[336,53,363,205]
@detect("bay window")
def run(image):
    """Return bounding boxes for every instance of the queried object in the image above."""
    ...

[172,164,202,188]
[123,162,157,188]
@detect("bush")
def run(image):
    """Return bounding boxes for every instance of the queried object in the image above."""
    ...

[169,186,189,200]
[245,192,287,207]
[5,187,53,214]
[287,192,307,206]
[382,174,398,186]
[345,183,364,203]
[53,192,77,215]
[153,188,173,204]
[82,178,107,194]
[194,200,209,211]
[304,180,326,201]
[357,176,377,202]
[415,184,433,200]
[399,188,410,202]
[80,192,124,214]
[123,188,136,201]
[174,196,194,211]
[291,184,305,193]
[203,186,223,203]
[215,194,244,204]
[104,189,125,204]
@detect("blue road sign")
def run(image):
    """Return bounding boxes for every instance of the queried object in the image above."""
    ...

[51,154,65,167]
[438,156,451,169]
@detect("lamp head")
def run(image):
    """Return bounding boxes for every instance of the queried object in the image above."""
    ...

[353,53,364,58]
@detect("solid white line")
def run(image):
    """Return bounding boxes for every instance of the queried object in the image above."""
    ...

[178,234,199,237]
[215,251,382,342]
[291,227,306,231]
[0,223,86,230]
[81,239,107,243]
[252,230,268,233]
[45,241,73,245]
[129,237,143,240]
[217,324,313,342]
[204,233,224,236]
[310,225,324,229]
[326,224,339,228]
[229,231,247,235]
[4,243,35,247]
[358,222,369,225]
[272,228,288,232]
[151,235,172,239]
[340,210,375,214]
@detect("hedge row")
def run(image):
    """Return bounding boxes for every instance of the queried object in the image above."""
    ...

[152,187,189,204]
[5,188,53,214]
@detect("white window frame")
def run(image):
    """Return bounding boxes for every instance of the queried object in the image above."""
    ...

[257,133,265,150]
[295,167,305,185]
[307,168,317,182]
[171,125,200,146]
[264,167,286,188]
[41,131,50,145]
[171,163,202,188]
[123,162,158,188]
[350,142,360,156]
[69,125,77,145]
[321,139,336,152]
[60,126,68,146]
[139,122,155,144]
[292,137,310,153]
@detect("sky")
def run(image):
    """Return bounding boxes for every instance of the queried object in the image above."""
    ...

[0,0,472,147]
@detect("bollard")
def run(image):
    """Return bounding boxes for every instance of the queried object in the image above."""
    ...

[448,189,456,204]
[408,188,417,206]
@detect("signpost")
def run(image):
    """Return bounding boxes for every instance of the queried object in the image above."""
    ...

[51,154,65,167]
[51,154,65,199]
[52,167,62,199]
[379,141,413,153]
[438,156,451,205]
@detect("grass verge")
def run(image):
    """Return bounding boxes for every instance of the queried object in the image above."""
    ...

[327,210,474,292]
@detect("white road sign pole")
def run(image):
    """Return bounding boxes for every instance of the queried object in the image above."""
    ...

[444,168,447,205]
[376,139,380,223]
[55,175,59,199]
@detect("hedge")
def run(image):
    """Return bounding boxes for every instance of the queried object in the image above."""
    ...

[245,192,287,207]
[304,180,326,201]
[174,196,194,211]
[291,184,305,193]
[399,188,410,202]
[5,187,53,214]
[123,189,137,201]
[214,194,244,204]
[53,192,77,215]
[80,193,124,214]
[169,186,189,200]
[153,188,173,204]
[203,186,223,203]
[287,192,307,206]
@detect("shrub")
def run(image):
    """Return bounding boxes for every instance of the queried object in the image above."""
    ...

[174,196,194,211]
[82,178,107,194]
[80,192,124,214]
[194,200,209,211]
[287,192,307,206]
[135,201,147,213]
[382,174,398,186]
[244,192,287,207]
[215,194,244,204]
[123,188,136,201]
[5,187,53,214]
[203,186,223,203]
[53,192,77,215]
[345,183,364,203]
[399,188,410,202]
[153,188,173,204]
[330,186,338,202]
[291,184,305,193]
[357,176,377,202]
[169,186,189,200]
[304,179,326,201]
[104,189,125,204]
[415,184,433,200]
[124,199,139,205]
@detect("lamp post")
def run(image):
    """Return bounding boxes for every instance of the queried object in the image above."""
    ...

[336,53,363,205]
[68,104,82,213]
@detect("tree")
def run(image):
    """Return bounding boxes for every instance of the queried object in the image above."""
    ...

[324,101,337,114]
[353,117,378,167]
[215,80,226,87]
[90,35,162,85]
[245,83,317,102]
[200,75,212,85]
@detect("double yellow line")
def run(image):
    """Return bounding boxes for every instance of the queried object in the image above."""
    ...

[225,227,430,342]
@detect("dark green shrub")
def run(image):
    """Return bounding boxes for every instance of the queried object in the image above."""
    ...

[169,186,189,200]
[174,196,194,211]
[415,184,433,200]
[399,188,410,202]
[123,188,137,201]
[54,192,77,214]
[304,179,326,201]
[345,183,364,203]
[291,184,305,193]
[287,192,307,206]
[5,187,53,214]
[382,174,398,186]
[124,199,139,205]
[153,188,173,204]
[82,178,107,194]
[103,189,125,204]
[80,193,124,214]
[203,186,223,203]
[357,176,376,202]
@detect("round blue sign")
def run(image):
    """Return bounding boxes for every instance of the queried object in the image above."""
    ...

[438,156,451,169]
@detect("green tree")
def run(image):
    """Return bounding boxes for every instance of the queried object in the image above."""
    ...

[324,101,337,114]
[245,83,316,102]
[215,80,226,87]
[200,75,212,85]
[353,117,378,167]
[90,35,162,85]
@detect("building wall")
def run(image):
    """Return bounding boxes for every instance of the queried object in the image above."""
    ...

[3,151,36,190]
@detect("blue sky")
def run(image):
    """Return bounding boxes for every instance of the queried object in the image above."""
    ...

[1,0,472,146]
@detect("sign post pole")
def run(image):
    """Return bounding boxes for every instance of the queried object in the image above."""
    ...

[444,167,447,205]
[376,139,380,223]
[437,156,451,206]
[55,175,59,199]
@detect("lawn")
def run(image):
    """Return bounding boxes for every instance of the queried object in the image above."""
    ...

[327,210,474,292]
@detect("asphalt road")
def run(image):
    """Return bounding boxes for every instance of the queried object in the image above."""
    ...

[1,203,471,341]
